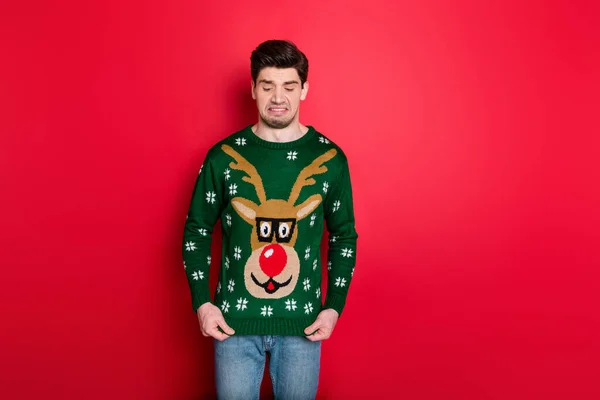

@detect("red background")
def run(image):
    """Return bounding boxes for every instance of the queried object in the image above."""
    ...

[1,1,599,399]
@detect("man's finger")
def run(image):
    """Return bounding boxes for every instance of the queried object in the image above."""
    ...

[207,326,230,341]
[306,328,327,342]
[217,318,235,336]
[304,319,322,335]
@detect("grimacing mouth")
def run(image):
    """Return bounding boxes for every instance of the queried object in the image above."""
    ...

[250,273,293,294]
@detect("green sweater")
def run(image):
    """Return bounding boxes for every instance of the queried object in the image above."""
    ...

[182,125,358,336]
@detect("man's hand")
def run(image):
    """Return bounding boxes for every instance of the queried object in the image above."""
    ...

[304,308,339,341]
[197,302,235,341]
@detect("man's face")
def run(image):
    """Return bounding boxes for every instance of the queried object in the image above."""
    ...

[252,67,309,129]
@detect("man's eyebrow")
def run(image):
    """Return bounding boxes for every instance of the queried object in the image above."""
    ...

[258,79,299,85]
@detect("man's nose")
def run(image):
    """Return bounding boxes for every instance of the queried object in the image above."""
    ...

[272,87,284,103]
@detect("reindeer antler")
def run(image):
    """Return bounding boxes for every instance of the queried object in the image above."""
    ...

[222,144,267,204]
[288,149,337,205]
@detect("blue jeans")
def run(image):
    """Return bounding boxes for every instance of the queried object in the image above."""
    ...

[214,335,321,400]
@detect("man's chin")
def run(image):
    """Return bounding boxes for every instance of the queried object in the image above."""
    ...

[261,115,294,129]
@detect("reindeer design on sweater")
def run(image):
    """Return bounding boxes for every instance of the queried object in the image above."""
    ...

[221,144,337,299]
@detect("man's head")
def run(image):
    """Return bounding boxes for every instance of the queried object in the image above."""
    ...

[250,40,309,129]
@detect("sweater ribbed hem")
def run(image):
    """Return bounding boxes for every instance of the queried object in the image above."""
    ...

[223,316,318,337]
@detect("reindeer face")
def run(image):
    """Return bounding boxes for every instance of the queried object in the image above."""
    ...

[222,144,337,299]
[231,197,322,298]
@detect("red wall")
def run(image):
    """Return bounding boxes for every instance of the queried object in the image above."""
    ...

[1,1,599,399]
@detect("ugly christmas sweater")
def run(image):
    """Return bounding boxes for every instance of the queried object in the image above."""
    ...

[182,125,358,336]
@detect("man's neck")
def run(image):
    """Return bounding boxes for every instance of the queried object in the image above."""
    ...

[251,121,309,143]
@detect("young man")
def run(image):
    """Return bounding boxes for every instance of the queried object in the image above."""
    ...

[182,39,358,399]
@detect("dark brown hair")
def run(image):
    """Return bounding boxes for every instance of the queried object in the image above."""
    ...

[250,40,309,87]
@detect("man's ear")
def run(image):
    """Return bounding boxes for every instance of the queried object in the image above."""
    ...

[295,194,321,220]
[251,79,256,100]
[231,197,259,225]
[300,81,309,101]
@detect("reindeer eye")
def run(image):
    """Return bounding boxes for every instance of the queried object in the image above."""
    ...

[260,221,271,238]
[278,222,290,238]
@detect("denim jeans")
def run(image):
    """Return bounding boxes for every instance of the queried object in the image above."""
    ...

[214,335,321,400]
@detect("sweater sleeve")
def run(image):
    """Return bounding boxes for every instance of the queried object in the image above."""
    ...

[322,158,358,317]
[182,150,224,313]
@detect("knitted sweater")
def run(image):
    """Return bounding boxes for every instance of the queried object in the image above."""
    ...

[182,125,358,336]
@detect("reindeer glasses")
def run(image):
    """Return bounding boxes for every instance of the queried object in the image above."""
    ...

[256,217,297,244]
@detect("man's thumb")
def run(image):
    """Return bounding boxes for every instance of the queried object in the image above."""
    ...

[304,319,322,335]
[218,318,235,335]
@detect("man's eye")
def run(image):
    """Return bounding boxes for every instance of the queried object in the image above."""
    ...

[263,88,272,92]
[285,88,294,92]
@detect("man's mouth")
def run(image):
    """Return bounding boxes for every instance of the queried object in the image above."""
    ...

[268,106,288,115]
[251,273,292,294]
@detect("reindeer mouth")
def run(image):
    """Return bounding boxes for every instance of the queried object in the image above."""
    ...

[251,273,293,294]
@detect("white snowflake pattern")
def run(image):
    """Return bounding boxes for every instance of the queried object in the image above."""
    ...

[323,182,329,193]
[225,256,230,269]
[236,298,248,311]
[330,236,337,243]
[235,138,247,146]
[192,270,204,280]
[221,300,230,313]
[333,200,341,212]
[328,261,332,271]
[304,302,314,314]
[206,191,216,204]
[261,305,273,317]
[198,165,203,174]
[310,214,316,227]
[351,267,355,277]
[198,228,207,236]
[224,168,230,180]
[216,282,221,294]
[185,241,197,251]
[207,255,211,265]
[313,259,318,271]
[316,288,321,298]
[229,183,237,195]
[303,278,311,291]
[319,136,330,144]
[227,279,235,292]
[234,246,242,260]
[304,246,311,260]
[287,151,298,160]
[341,248,354,258]
[225,214,232,226]
[285,299,297,311]
[183,261,186,270]
[335,277,347,287]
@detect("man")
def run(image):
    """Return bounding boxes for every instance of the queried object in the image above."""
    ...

[182,39,358,400]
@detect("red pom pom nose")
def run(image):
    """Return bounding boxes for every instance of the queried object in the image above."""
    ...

[259,244,287,278]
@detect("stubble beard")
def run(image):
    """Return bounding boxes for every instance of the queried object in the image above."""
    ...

[260,108,298,129]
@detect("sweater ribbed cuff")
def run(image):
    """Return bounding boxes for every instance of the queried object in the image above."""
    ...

[323,292,347,317]
[192,290,213,314]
